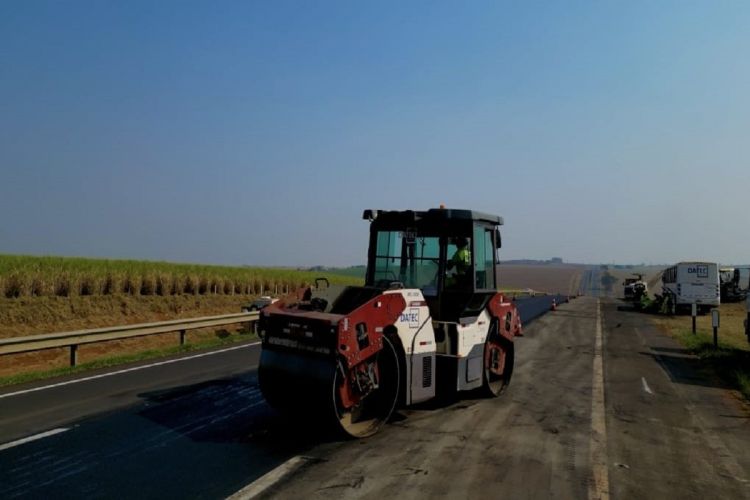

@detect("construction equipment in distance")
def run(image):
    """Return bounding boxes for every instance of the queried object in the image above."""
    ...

[623,274,648,301]
[720,267,750,303]
[257,208,522,438]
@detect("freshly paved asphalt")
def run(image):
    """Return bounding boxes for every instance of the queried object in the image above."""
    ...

[2,286,749,499]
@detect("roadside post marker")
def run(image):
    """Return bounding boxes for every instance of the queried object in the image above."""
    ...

[745,295,750,344]
[712,309,720,349]
[691,303,697,334]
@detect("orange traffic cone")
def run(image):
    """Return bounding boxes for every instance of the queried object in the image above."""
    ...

[551,298,557,311]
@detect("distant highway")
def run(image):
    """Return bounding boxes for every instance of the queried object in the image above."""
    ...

[579,267,603,297]
[2,295,749,499]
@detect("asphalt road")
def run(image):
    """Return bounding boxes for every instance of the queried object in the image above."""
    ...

[0,295,559,444]
[579,267,603,297]
[2,295,749,499]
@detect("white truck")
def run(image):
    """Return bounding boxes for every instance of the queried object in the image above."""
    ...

[662,261,720,314]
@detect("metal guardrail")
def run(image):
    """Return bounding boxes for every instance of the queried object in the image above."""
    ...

[0,311,260,366]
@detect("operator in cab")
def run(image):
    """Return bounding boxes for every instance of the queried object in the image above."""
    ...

[446,237,471,288]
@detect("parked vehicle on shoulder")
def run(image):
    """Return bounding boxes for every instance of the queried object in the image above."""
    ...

[662,262,719,314]
[720,267,750,303]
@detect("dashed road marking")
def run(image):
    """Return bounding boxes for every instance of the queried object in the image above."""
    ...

[0,342,261,400]
[227,455,311,499]
[588,299,610,500]
[641,377,654,395]
[0,428,69,452]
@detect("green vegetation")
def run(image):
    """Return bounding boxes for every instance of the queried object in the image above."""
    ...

[635,293,673,314]
[0,331,258,387]
[0,254,362,299]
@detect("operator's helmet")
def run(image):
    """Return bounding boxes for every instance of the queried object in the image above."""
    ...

[453,237,469,248]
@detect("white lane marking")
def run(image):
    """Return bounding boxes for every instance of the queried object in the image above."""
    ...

[0,428,69,452]
[588,299,610,500]
[641,376,654,395]
[0,342,261,400]
[227,455,311,499]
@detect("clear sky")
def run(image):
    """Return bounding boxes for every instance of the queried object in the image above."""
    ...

[2,1,749,267]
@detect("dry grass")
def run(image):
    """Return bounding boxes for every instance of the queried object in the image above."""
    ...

[0,294,262,339]
[0,294,263,377]
[0,254,359,299]
[652,302,749,351]
[0,256,362,381]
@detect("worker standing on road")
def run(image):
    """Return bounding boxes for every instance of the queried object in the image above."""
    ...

[446,237,471,288]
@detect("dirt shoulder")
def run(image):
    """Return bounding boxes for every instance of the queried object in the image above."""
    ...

[0,294,255,338]
[0,294,257,378]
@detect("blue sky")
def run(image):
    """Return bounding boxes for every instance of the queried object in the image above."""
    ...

[2,1,749,266]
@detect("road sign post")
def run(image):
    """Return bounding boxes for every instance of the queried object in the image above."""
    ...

[691,303,697,334]
[712,309,720,349]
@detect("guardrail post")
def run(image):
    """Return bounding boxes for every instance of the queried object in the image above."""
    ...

[70,344,78,367]
[179,329,186,346]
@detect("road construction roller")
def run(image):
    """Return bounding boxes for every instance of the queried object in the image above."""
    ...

[257,208,522,438]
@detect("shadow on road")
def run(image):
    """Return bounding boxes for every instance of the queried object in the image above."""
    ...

[649,346,692,355]
[134,372,348,494]
[138,372,350,443]
[639,351,718,389]
[639,347,750,397]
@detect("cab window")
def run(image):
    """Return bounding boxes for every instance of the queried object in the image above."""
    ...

[373,231,441,294]
[474,225,496,290]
